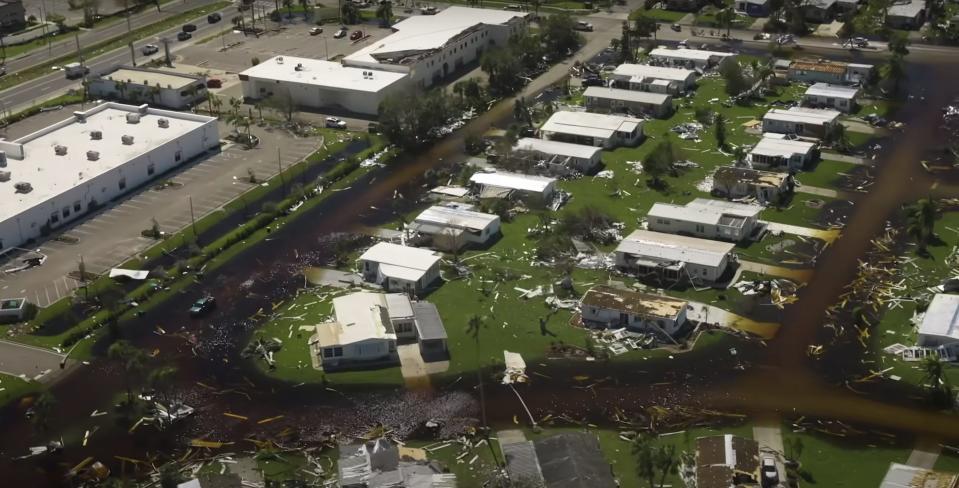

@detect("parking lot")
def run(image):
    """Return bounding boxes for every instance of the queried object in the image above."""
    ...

[0,115,320,308]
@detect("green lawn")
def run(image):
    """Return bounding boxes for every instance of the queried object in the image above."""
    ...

[634,8,689,22]
[935,450,959,473]
[0,374,41,407]
[760,193,840,228]
[796,160,859,189]
[870,210,959,388]
[782,428,911,486]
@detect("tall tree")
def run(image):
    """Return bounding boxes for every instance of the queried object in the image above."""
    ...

[643,137,679,189]
[714,113,727,149]
[921,355,953,407]
[341,1,359,24]
[715,7,736,37]
[540,12,581,55]
[632,435,657,488]
[655,444,678,487]
[620,20,633,62]
[283,0,294,18]
[376,0,393,26]
[108,340,148,406]
[632,11,657,40]
[906,198,937,253]
[465,314,487,429]
[881,53,906,94]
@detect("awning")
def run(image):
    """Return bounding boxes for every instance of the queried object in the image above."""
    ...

[109,268,149,280]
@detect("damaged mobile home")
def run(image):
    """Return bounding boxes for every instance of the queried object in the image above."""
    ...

[711,166,794,204]
[614,229,736,284]
[511,137,603,174]
[410,205,501,251]
[647,198,764,242]
[358,242,442,294]
[580,285,689,336]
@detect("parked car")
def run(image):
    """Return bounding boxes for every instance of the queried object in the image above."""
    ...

[504,4,522,10]
[574,21,593,31]
[333,26,347,38]
[671,23,681,32]
[177,31,192,41]
[326,117,347,129]
[349,30,364,40]
[141,44,159,55]
[677,39,688,47]
[207,12,222,23]
[761,456,779,486]
[309,26,323,35]
[189,296,216,317]
[206,78,222,88]
[851,36,869,48]
[421,6,437,14]
[582,75,604,87]
[182,23,197,32]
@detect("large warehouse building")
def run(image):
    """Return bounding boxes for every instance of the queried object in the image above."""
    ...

[239,7,528,115]
[0,102,219,251]
[240,56,410,116]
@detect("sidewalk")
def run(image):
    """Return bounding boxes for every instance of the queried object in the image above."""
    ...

[763,221,841,242]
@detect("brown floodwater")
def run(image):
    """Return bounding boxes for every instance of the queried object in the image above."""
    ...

[2,45,959,485]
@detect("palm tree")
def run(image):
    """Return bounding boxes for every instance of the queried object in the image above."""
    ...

[921,355,953,407]
[283,0,294,19]
[655,444,677,488]
[341,1,359,24]
[298,0,312,18]
[465,314,488,428]
[715,7,736,37]
[632,435,657,487]
[376,0,393,26]
[108,340,147,406]
[881,54,906,95]
[906,198,937,253]
[232,14,244,30]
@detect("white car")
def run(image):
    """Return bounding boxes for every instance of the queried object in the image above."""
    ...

[325,117,347,129]
[141,44,159,55]
[575,21,593,31]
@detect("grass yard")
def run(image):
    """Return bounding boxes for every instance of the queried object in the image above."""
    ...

[935,450,959,473]
[782,428,911,486]
[869,210,959,387]
[760,193,840,228]
[796,159,859,189]
[0,374,41,407]
[633,8,689,22]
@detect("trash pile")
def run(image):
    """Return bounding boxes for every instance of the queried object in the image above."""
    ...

[732,279,800,309]
[502,350,528,384]
[672,122,704,141]
[241,337,284,367]
[590,328,657,356]
[359,147,393,168]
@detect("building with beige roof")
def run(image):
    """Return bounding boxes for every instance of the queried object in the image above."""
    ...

[580,285,689,336]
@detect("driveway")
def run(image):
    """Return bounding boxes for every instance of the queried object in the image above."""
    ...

[763,221,841,243]
[686,301,780,340]
[0,120,320,308]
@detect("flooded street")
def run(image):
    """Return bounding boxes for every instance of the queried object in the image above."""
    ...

[3,46,959,484]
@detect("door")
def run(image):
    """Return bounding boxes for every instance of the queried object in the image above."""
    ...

[619,313,628,326]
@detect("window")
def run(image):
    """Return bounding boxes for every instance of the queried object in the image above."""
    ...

[73,201,81,212]
[695,224,705,233]
[118,177,126,190]
[175,150,182,162]
[323,348,334,358]
[62,207,70,218]
[147,163,155,175]
[333,347,343,357]
[50,212,59,224]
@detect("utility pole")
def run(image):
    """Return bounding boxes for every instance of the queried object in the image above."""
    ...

[76,32,88,109]
[189,195,198,239]
[277,148,286,196]
[128,41,136,66]
[124,0,132,34]
[39,0,51,57]
[161,37,171,67]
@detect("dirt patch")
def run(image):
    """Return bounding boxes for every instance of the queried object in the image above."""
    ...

[814,199,855,229]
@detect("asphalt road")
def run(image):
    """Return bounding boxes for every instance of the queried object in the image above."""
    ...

[0,2,236,113]
[4,0,222,75]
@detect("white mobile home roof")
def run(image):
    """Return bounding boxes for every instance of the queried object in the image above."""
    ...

[888,0,924,17]
[615,229,735,268]
[611,63,695,82]
[804,83,860,99]
[750,135,817,158]
[763,107,840,126]
[0,102,214,225]
[919,293,959,343]
[469,171,556,194]
[513,137,601,160]
[320,292,396,347]
[103,67,201,90]
[359,242,441,273]
[414,205,498,232]
[345,6,526,64]
[649,198,762,225]
[649,47,736,62]
[241,55,408,92]
[583,86,672,105]
[540,111,643,140]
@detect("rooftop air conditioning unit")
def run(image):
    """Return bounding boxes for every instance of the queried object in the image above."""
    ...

[91,130,103,140]
[277,56,284,64]
[74,112,86,123]
[86,150,100,161]
[126,113,141,124]
[14,181,32,193]
[54,145,67,156]
[0,170,10,182]
[121,135,134,145]
[295,63,303,71]
[157,118,170,128]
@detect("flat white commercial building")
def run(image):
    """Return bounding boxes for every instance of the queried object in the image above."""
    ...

[88,66,208,110]
[762,107,841,138]
[343,6,527,88]
[610,64,697,94]
[358,242,442,294]
[748,134,818,171]
[540,111,644,148]
[648,47,736,69]
[0,103,219,252]
[648,198,763,242]
[614,229,736,284]
[802,83,860,113]
[512,137,603,174]
[917,293,959,357]
[410,204,500,250]
[580,285,688,336]
[240,56,410,116]
[468,170,557,201]
[583,87,673,118]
